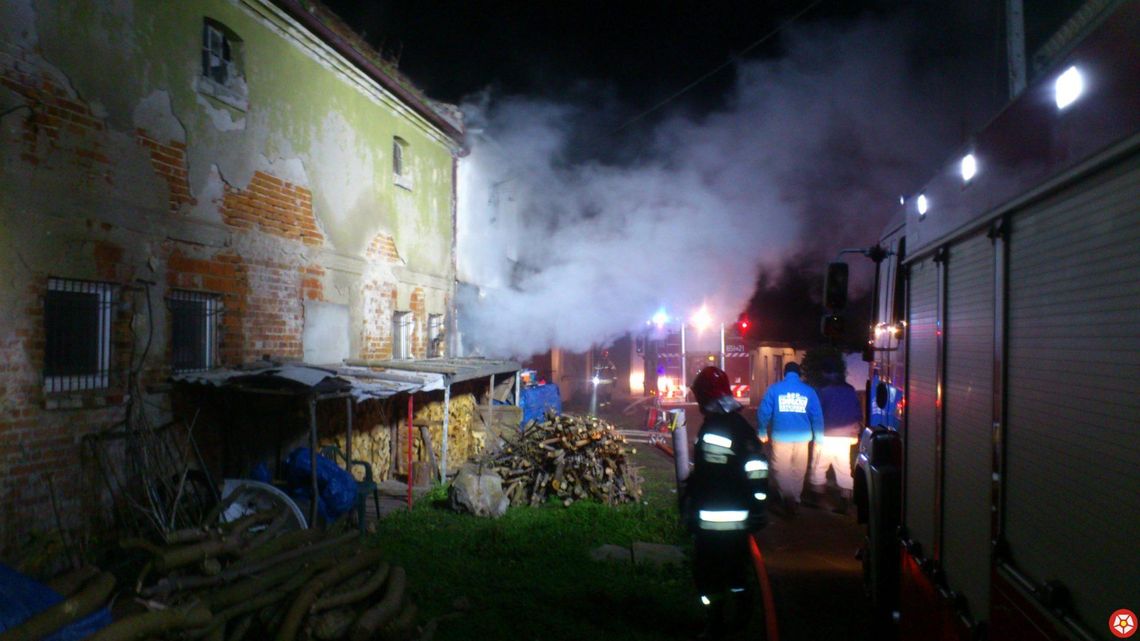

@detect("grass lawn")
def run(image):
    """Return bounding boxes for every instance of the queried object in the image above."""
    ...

[369,443,704,640]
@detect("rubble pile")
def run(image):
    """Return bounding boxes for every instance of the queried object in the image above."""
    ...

[488,413,642,507]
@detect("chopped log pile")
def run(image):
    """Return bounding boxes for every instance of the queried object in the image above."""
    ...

[96,514,417,641]
[488,413,642,507]
[412,393,480,476]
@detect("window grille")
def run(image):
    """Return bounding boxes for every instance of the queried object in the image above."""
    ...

[392,311,412,360]
[169,290,220,372]
[44,277,114,393]
[428,314,444,358]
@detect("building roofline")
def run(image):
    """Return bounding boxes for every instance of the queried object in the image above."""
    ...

[270,0,464,143]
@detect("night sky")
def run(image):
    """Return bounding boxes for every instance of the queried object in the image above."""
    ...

[317,1,1085,352]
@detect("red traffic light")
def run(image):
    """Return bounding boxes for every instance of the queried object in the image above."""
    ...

[736,315,752,335]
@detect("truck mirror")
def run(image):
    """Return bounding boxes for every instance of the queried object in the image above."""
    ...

[824,262,848,311]
[875,381,889,409]
[821,313,844,340]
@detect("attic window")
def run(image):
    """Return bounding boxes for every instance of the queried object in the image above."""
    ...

[393,137,412,190]
[199,19,247,111]
[44,278,114,393]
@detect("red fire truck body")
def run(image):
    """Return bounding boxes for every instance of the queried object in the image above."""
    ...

[853,5,1140,640]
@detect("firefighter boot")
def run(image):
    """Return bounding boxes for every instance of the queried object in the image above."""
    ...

[833,489,853,515]
[728,589,753,633]
[697,599,727,640]
[802,484,829,509]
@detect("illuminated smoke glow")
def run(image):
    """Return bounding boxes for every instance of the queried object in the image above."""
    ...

[457,18,963,358]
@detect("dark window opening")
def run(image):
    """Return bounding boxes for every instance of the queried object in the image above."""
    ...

[202,21,233,86]
[392,137,405,176]
[169,290,219,372]
[44,278,113,392]
[199,18,246,110]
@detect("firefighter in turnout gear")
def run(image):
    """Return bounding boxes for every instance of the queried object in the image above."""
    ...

[681,366,768,639]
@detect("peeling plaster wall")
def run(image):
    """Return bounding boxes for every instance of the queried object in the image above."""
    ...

[0,0,460,552]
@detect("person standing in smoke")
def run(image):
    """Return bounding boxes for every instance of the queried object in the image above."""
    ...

[806,357,862,513]
[757,362,822,516]
[681,367,768,640]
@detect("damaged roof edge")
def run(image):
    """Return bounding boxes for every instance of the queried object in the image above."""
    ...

[270,0,465,144]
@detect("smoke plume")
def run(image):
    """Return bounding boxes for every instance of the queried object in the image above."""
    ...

[457,17,967,358]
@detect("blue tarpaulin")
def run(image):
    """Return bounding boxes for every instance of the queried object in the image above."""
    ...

[282,448,357,522]
[519,383,561,425]
[0,564,112,640]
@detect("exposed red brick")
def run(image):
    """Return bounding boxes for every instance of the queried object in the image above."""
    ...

[221,172,323,246]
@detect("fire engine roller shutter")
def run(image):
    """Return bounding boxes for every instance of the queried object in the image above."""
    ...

[904,256,938,553]
[941,232,993,620]
[1005,152,1140,630]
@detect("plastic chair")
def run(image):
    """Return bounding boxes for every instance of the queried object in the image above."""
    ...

[320,445,381,533]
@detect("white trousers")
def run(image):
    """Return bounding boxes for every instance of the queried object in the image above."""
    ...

[770,440,811,503]
[810,435,858,490]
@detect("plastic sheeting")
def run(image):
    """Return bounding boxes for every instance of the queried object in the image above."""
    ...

[519,384,561,425]
[0,564,112,640]
[281,448,357,522]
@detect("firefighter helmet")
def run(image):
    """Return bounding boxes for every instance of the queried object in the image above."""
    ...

[691,366,732,407]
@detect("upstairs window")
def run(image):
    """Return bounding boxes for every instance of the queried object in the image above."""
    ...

[393,136,412,190]
[199,19,247,110]
[44,278,114,393]
[169,290,220,372]
[392,311,412,360]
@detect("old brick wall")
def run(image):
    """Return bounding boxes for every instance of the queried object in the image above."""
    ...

[0,4,458,556]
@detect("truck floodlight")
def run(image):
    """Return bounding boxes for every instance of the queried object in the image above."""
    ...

[691,305,713,331]
[592,375,600,386]
[652,309,669,327]
[917,194,929,216]
[960,153,977,182]
[1055,65,1083,110]
[754,492,767,501]
[700,596,711,605]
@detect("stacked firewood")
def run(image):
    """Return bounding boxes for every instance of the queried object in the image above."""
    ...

[103,512,416,641]
[488,413,642,507]
[412,393,479,474]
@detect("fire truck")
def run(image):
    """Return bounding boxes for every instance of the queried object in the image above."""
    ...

[834,4,1140,640]
[641,323,753,403]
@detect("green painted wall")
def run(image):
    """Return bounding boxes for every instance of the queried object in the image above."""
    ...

[31,0,458,276]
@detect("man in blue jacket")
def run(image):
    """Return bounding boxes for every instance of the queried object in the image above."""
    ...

[809,362,863,514]
[758,362,822,515]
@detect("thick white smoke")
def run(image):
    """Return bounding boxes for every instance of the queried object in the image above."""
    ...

[457,18,959,358]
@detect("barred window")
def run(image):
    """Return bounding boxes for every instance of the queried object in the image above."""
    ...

[392,311,412,360]
[44,278,114,393]
[169,290,220,372]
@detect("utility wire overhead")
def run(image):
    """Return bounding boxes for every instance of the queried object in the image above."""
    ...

[614,0,826,133]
